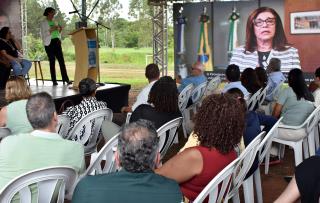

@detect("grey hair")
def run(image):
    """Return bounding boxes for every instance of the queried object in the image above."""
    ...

[118,119,159,172]
[26,92,56,129]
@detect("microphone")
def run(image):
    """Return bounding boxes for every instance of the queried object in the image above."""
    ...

[69,11,78,14]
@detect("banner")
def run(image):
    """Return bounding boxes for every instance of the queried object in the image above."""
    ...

[228,8,240,61]
[197,8,212,71]
[176,14,188,78]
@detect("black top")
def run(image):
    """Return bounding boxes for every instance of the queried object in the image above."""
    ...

[295,156,320,203]
[258,51,270,68]
[130,104,182,129]
[0,39,18,58]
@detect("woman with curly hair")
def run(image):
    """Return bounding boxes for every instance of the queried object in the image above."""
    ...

[155,94,245,201]
[0,76,32,134]
[130,76,181,129]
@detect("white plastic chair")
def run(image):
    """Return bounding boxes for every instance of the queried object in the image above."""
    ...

[256,85,269,109]
[226,132,263,203]
[56,115,70,138]
[266,105,320,170]
[0,127,11,140]
[193,158,239,203]
[85,133,119,176]
[157,117,183,159]
[125,112,132,124]
[242,117,283,203]
[178,83,193,112]
[0,166,77,203]
[191,81,208,104]
[203,76,221,97]
[246,88,262,111]
[67,108,113,155]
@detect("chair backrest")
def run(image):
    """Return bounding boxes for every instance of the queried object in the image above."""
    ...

[0,166,77,203]
[306,105,320,134]
[246,88,262,111]
[204,76,221,97]
[191,81,208,103]
[0,127,11,140]
[157,117,183,159]
[67,108,113,155]
[85,133,119,176]
[193,158,239,203]
[178,83,193,112]
[56,115,70,138]
[256,85,268,108]
[125,112,132,124]
[257,117,283,164]
[226,132,263,201]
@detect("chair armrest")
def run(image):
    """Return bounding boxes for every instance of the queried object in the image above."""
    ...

[278,123,305,130]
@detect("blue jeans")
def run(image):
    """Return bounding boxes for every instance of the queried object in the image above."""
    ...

[10,59,32,76]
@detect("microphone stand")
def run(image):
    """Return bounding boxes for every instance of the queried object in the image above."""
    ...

[70,10,110,86]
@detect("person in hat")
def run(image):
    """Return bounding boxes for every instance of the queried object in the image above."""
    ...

[177,61,207,92]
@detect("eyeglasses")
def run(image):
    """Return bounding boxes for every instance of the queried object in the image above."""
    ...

[253,18,276,27]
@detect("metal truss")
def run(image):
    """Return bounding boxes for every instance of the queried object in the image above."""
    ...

[20,0,28,56]
[151,0,168,76]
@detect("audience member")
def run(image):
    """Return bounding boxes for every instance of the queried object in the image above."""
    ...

[63,78,108,139]
[266,58,285,101]
[0,76,32,134]
[177,61,207,92]
[226,88,277,171]
[222,64,250,99]
[0,92,85,191]
[255,66,268,88]
[0,27,31,76]
[156,94,245,201]
[130,76,182,129]
[121,63,160,113]
[275,156,320,203]
[241,67,262,94]
[272,68,314,156]
[72,120,182,203]
[311,67,320,107]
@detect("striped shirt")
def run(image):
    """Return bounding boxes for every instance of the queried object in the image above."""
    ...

[230,45,301,72]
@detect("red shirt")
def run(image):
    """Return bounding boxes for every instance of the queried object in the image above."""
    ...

[180,146,237,201]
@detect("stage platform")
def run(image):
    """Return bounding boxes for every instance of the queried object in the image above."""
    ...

[0,79,131,113]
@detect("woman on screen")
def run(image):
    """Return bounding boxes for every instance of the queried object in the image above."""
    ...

[230,7,300,72]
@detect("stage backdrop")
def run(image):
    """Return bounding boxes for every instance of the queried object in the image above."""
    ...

[0,0,22,44]
[173,0,284,76]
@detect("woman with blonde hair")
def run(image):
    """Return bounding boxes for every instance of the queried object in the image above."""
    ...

[0,76,32,134]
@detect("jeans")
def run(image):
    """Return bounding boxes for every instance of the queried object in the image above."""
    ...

[10,59,32,76]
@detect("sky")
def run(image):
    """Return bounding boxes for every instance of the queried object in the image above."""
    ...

[56,0,129,20]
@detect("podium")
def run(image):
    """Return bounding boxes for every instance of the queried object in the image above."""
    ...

[69,28,99,89]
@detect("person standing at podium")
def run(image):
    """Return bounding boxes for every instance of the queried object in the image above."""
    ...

[40,7,71,86]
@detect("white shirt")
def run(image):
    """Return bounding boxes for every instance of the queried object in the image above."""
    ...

[132,80,157,111]
[40,19,61,46]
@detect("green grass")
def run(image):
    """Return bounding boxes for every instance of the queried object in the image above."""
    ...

[28,61,174,90]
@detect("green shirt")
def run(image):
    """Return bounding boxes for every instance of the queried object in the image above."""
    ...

[72,169,182,203]
[6,100,33,134]
[277,87,315,126]
[48,20,60,39]
[0,131,85,190]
